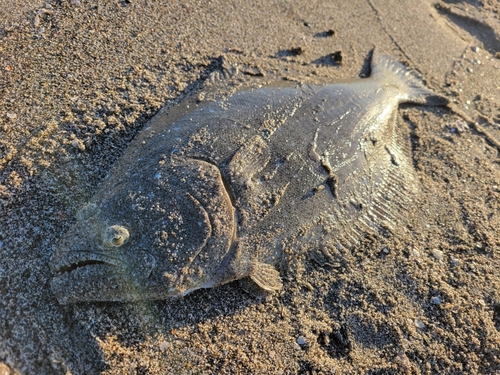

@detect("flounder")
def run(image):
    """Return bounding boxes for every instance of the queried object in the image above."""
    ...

[50,52,447,303]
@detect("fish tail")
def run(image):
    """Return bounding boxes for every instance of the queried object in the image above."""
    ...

[370,49,449,106]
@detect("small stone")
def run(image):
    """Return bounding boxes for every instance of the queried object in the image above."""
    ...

[159,341,171,351]
[451,258,460,266]
[467,67,473,73]
[331,51,343,64]
[6,112,17,119]
[410,247,420,257]
[455,120,469,133]
[471,46,479,53]
[297,336,306,345]
[431,249,443,260]
[431,296,441,305]
[289,47,304,56]
[414,319,425,329]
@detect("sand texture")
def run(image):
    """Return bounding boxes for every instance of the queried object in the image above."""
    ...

[1,0,500,374]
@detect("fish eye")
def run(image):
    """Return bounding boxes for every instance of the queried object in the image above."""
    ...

[104,225,130,248]
[112,237,123,246]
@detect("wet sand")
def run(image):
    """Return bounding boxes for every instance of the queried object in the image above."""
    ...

[1,0,500,374]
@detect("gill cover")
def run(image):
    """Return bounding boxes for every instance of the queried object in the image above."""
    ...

[161,157,236,295]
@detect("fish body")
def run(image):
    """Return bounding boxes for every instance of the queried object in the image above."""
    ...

[50,52,446,303]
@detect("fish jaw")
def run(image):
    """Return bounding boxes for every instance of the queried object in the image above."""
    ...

[51,264,143,304]
[51,247,158,304]
[51,264,127,304]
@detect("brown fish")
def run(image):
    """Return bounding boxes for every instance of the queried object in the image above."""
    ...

[50,52,446,303]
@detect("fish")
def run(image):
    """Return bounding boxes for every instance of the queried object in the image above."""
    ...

[50,51,447,303]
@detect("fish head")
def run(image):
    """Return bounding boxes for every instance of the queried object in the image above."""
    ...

[50,157,235,303]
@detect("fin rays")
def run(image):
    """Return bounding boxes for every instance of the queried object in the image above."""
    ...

[333,161,416,249]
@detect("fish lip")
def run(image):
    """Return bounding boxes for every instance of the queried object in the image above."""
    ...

[50,250,124,274]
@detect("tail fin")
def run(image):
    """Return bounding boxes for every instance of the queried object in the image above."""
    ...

[370,49,449,106]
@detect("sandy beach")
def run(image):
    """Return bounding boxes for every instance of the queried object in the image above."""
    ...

[1,0,499,373]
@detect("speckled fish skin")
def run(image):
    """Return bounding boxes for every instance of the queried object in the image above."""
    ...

[50,52,447,303]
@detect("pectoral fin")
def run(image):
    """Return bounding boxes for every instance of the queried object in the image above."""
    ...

[249,261,283,292]
[207,239,283,293]
[227,135,270,186]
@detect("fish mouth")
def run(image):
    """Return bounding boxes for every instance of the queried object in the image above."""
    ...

[51,252,124,304]
[50,250,124,274]
[56,259,112,273]
[50,250,157,304]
